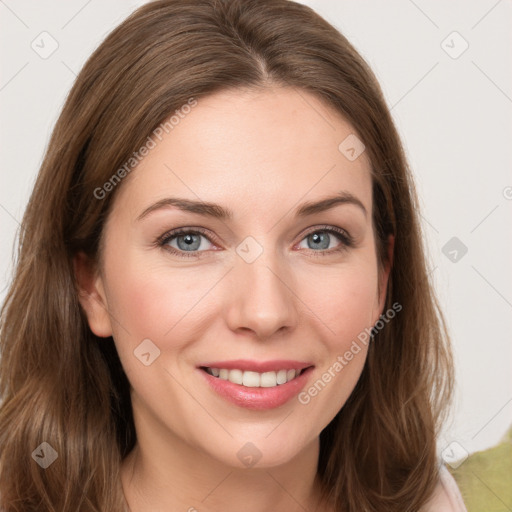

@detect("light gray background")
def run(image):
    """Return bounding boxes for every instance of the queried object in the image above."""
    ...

[1,0,511,459]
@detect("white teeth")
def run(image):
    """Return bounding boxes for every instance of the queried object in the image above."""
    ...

[276,369,287,385]
[260,371,276,388]
[242,371,260,387]
[205,367,304,387]
[228,369,243,385]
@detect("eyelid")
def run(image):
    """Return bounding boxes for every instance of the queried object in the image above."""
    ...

[157,224,354,257]
[156,226,218,247]
[296,224,353,245]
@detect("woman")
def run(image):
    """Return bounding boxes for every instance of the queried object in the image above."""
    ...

[0,0,467,510]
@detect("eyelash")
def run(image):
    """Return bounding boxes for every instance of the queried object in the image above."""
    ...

[156,225,354,259]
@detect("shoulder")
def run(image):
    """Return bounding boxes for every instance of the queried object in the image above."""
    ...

[421,464,468,512]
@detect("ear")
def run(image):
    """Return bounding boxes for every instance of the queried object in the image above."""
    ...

[73,251,113,338]
[374,234,395,321]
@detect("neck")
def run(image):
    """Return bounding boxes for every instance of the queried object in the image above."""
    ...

[120,409,329,512]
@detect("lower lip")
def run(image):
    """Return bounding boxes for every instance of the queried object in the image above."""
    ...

[198,367,314,410]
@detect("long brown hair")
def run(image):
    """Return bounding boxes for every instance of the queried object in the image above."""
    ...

[0,0,454,510]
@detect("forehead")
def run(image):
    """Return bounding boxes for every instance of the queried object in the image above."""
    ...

[111,86,373,223]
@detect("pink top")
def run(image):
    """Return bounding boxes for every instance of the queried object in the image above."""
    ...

[422,464,468,511]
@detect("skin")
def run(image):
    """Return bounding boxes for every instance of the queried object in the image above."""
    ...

[75,86,393,512]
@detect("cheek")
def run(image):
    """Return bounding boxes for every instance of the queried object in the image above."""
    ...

[102,247,224,356]
[295,260,379,348]
[295,265,376,423]
[103,230,379,360]
[105,249,379,343]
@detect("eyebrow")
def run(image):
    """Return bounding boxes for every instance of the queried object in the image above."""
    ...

[136,191,367,222]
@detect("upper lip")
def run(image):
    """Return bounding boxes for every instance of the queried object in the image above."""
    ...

[198,359,314,373]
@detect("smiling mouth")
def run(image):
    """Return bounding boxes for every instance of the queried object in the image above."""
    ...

[199,366,311,388]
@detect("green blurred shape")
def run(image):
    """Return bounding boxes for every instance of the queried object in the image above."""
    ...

[449,425,512,512]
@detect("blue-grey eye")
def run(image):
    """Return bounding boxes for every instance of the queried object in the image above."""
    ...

[307,232,331,250]
[171,232,211,252]
[298,230,345,251]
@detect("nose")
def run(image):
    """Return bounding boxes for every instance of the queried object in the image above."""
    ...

[224,248,299,340]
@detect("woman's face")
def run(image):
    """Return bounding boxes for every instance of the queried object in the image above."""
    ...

[78,86,391,469]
